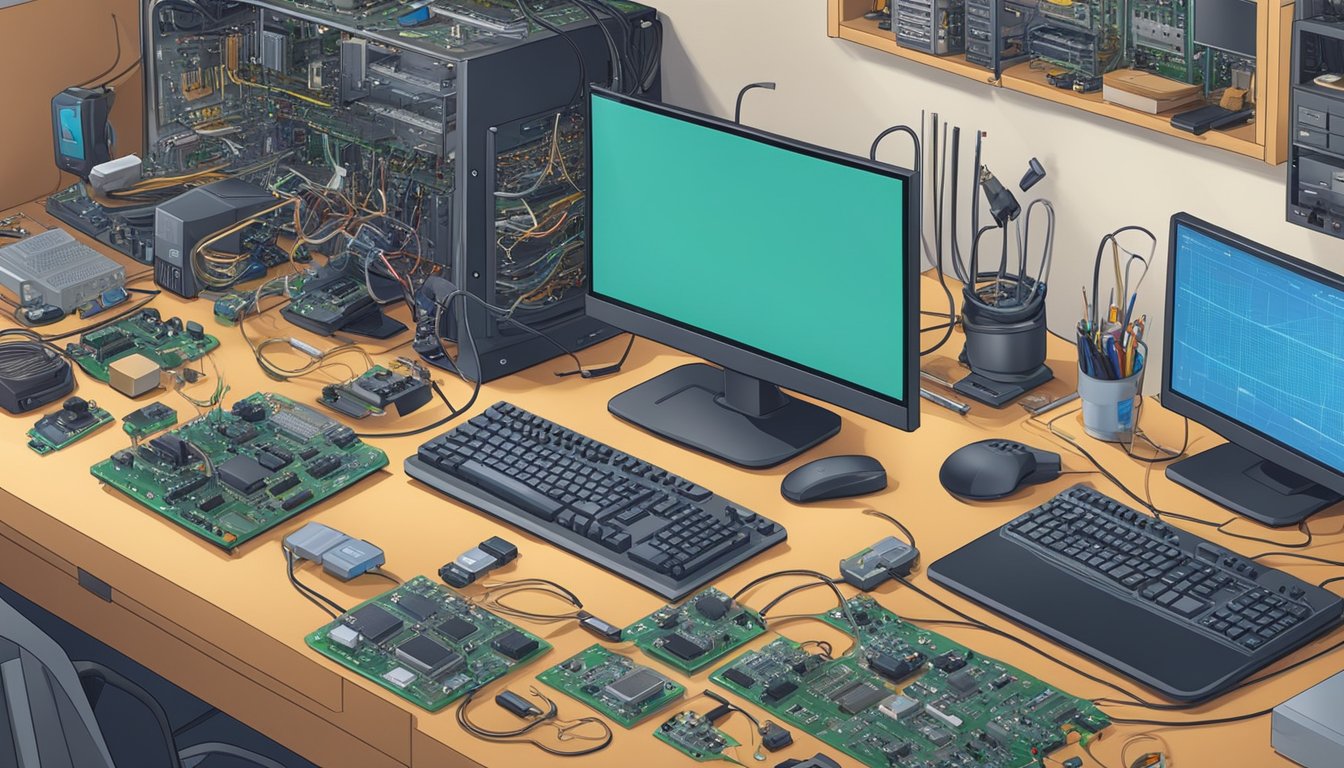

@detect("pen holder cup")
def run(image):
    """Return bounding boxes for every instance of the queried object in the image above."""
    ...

[1077,367,1144,443]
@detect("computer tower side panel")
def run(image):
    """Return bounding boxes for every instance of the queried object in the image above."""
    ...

[455,10,661,381]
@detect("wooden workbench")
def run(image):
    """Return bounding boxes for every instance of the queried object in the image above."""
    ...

[0,198,1339,768]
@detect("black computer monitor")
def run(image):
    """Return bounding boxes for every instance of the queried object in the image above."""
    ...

[585,88,920,468]
[1162,213,1344,526]
[1193,0,1257,58]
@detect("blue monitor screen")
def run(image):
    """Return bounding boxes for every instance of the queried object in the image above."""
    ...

[1170,223,1344,474]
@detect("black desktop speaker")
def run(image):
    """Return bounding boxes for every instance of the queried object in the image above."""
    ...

[51,87,115,179]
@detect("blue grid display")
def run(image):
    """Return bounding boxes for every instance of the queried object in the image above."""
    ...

[1171,224,1344,473]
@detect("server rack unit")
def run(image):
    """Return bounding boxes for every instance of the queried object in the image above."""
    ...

[894,0,966,56]
[965,0,1037,77]
[1288,13,1344,239]
[136,0,660,380]
[1026,0,1126,80]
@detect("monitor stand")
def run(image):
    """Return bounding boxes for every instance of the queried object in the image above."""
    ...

[1166,443,1344,527]
[608,363,841,468]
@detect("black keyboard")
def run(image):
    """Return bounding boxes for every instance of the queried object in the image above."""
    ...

[930,484,1344,701]
[405,402,786,600]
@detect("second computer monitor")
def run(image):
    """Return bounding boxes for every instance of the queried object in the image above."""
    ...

[1163,213,1344,526]
[585,88,919,468]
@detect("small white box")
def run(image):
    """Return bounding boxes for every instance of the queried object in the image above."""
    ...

[1273,669,1344,768]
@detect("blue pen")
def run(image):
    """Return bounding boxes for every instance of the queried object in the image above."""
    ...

[1105,337,1123,379]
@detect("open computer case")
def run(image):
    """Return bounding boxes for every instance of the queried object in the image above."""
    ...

[64,0,660,380]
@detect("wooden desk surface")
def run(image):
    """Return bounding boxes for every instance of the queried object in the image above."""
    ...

[1,199,1340,768]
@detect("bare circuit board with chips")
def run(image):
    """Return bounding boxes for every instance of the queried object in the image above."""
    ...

[90,392,387,550]
[625,587,765,674]
[710,595,1109,768]
[67,309,219,382]
[305,576,550,712]
[537,644,686,728]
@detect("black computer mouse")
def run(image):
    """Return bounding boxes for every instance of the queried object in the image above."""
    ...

[781,455,888,503]
[939,439,1062,500]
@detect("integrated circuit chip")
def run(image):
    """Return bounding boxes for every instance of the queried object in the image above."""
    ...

[395,635,463,678]
[604,668,671,706]
[834,681,887,714]
[346,604,403,644]
[217,455,272,495]
[396,592,439,622]
[661,633,710,661]
[695,594,730,620]
[491,629,539,660]
[437,617,477,642]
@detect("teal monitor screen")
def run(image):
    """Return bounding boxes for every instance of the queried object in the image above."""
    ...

[588,93,912,406]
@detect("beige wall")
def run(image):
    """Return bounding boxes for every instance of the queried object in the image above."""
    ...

[0,0,145,210]
[654,0,1341,379]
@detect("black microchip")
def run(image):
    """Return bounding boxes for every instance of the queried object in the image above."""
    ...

[218,455,272,495]
[394,634,462,677]
[346,604,403,643]
[299,447,320,460]
[723,668,755,689]
[329,426,357,448]
[870,652,925,683]
[835,682,886,715]
[695,594,730,621]
[269,472,299,496]
[218,422,258,444]
[661,633,709,661]
[306,455,341,478]
[932,652,968,672]
[280,489,313,511]
[198,495,224,512]
[397,593,439,622]
[257,450,289,471]
[149,434,192,467]
[437,617,477,642]
[764,679,797,701]
[947,669,979,695]
[491,629,539,660]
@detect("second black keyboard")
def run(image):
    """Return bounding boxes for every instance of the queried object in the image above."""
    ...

[930,484,1344,701]
[405,402,786,599]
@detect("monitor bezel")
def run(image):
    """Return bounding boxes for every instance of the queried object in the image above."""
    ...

[1163,212,1344,494]
[584,86,921,432]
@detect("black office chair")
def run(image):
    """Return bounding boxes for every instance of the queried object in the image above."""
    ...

[0,596,285,768]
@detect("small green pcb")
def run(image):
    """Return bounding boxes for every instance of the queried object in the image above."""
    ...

[655,710,741,763]
[27,399,114,455]
[68,310,219,382]
[538,644,685,728]
[625,587,765,674]
[711,595,1109,768]
[306,576,550,712]
[122,402,178,442]
[90,393,388,550]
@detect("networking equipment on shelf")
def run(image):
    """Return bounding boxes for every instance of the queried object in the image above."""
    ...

[894,0,965,56]
[965,0,1036,76]
[1289,11,1344,237]
[1027,0,1125,81]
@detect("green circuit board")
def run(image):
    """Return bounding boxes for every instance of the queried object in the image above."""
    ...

[625,587,766,674]
[654,710,741,763]
[711,596,1109,768]
[67,310,219,382]
[537,645,685,728]
[306,576,550,712]
[90,392,387,550]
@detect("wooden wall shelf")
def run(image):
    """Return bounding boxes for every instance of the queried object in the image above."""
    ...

[827,1,1294,165]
